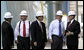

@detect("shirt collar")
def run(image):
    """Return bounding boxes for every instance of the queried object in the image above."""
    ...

[6,21,11,24]
[22,20,27,23]
[57,19,62,23]
[71,19,75,23]
[37,20,41,24]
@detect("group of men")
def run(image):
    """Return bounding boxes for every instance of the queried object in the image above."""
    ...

[1,10,80,49]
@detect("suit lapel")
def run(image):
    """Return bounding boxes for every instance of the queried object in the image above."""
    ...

[36,20,43,32]
[70,20,75,27]
[36,20,40,28]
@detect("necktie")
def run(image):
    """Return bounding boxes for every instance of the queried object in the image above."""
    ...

[68,21,71,28]
[23,21,26,37]
[59,21,62,37]
[39,22,44,39]
[39,22,43,32]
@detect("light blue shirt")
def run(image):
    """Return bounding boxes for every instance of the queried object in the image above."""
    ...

[48,19,65,40]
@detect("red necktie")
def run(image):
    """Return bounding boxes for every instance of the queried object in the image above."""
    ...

[23,21,26,37]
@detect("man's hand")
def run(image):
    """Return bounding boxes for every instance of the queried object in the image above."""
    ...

[10,46,14,48]
[45,42,47,46]
[15,40,18,44]
[34,42,37,46]
[63,31,65,35]
[49,39,53,43]
[67,31,71,35]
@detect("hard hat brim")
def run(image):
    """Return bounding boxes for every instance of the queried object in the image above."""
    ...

[4,16,13,18]
[20,14,28,16]
[56,14,63,16]
[68,14,75,16]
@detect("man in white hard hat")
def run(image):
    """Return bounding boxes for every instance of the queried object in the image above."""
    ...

[1,12,14,49]
[48,10,65,49]
[14,10,31,49]
[65,11,80,49]
[30,11,47,49]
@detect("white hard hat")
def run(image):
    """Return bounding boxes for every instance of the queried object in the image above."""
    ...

[56,10,63,15]
[36,11,44,17]
[20,10,28,16]
[68,11,76,16]
[4,12,13,18]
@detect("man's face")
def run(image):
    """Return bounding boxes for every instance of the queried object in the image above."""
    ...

[6,18,12,23]
[56,15,62,20]
[38,16,43,21]
[21,15,27,21]
[69,15,74,21]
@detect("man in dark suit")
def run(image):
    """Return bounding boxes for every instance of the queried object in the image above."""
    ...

[65,11,80,49]
[2,12,14,49]
[30,11,47,49]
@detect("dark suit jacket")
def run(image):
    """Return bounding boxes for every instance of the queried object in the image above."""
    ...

[65,20,80,45]
[30,20,47,45]
[2,21,14,47]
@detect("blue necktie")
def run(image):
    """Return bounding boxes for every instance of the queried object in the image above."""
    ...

[59,21,62,37]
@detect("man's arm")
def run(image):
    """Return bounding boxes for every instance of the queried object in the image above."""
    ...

[30,22,36,42]
[65,22,69,36]
[74,21,80,35]
[48,22,53,43]
[14,22,20,43]
[43,23,47,42]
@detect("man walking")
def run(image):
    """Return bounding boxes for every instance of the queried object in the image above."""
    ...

[30,11,47,49]
[14,10,30,49]
[48,10,65,49]
[2,12,14,49]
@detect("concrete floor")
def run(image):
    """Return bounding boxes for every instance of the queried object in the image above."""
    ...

[1,37,82,49]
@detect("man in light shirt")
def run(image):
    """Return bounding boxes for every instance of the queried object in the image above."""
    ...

[14,10,31,49]
[48,10,65,49]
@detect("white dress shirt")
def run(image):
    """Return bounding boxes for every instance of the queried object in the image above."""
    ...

[48,19,65,40]
[14,20,31,40]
